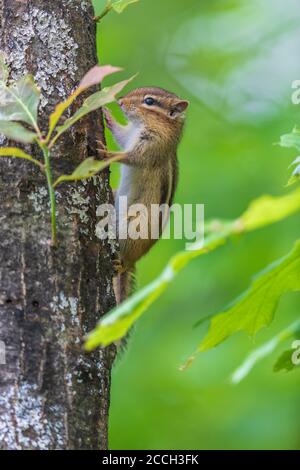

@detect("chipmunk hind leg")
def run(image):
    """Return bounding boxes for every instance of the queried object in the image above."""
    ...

[113,268,136,355]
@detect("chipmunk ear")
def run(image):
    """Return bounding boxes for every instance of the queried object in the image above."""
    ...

[170,100,189,118]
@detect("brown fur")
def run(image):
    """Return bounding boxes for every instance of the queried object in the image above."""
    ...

[104,87,189,302]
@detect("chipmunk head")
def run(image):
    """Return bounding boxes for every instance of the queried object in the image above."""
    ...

[118,87,189,137]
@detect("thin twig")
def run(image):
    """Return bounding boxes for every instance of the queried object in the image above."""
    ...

[93,2,113,22]
[42,146,57,246]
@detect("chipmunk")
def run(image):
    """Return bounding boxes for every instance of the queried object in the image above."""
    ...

[103,87,189,303]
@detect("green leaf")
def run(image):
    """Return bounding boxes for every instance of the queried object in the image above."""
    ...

[47,65,121,142]
[279,127,300,151]
[0,52,8,82]
[0,75,40,132]
[94,0,139,21]
[0,120,37,143]
[241,187,300,231]
[85,236,224,350]
[230,319,300,383]
[84,188,300,351]
[50,76,135,147]
[199,240,300,352]
[111,0,139,14]
[52,155,122,188]
[0,147,43,168]
[273,346,300,373]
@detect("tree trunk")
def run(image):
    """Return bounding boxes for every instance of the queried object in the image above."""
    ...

[0,0,116,450]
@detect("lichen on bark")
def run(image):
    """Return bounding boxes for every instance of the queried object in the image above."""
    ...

[0,0,116,450]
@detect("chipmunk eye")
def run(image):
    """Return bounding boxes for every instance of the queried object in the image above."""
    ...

[144,97,155,106]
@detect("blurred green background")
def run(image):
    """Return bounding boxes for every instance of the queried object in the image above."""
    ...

[94,0,300,449]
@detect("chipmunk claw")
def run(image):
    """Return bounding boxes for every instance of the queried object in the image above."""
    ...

[96,141,110,159]
[103,108,113,130]
[96,139,106,150]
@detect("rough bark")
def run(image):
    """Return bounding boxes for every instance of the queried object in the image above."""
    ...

[0,0,116,450]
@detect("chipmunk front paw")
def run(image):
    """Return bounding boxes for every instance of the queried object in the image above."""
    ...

[103,108,113,130]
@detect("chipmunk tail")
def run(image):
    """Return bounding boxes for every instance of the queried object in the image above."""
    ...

[113,268,136,305]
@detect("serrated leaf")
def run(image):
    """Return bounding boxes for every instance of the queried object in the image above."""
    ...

[0,120,37,143]
[111,0,139,14]
[51,76,135,147]
[199,241,300,352]
[0,75,40,131]
[0,52,8,82]
[52,155,122,188]
[47,65,121,141]
[84,188,300,351]
[279,127,300,151]
[0,147,43,168]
